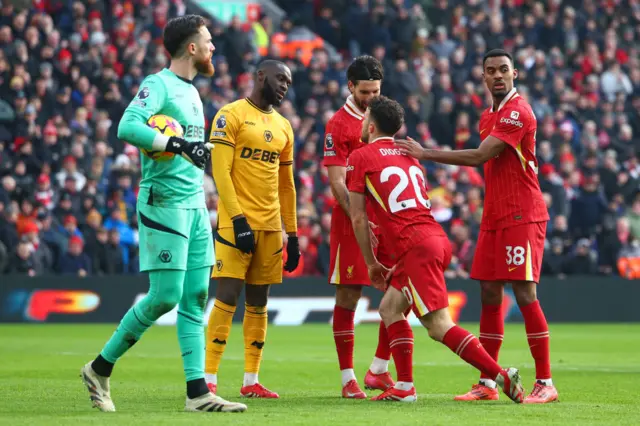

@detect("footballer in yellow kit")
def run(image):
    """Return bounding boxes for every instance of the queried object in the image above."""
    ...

[205,60,300,398]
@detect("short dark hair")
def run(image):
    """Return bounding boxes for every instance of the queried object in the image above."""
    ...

[163,15,206,57]
[347,55,384,85]
[482,48,514,67]
[257,59,286,74]
[368,96,404,136]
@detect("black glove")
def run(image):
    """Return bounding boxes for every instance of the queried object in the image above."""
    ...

[284,236,300,272]
[233,216,255,254]
[165,136,212,170]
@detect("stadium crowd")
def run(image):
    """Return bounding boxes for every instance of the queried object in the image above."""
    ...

[1,0,640,278]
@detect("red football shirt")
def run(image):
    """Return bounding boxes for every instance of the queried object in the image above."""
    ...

[323,96,370,235]
[346,137,446,258]
[479,88,549,230]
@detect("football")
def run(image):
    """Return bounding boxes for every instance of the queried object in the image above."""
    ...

[142,114,184,161]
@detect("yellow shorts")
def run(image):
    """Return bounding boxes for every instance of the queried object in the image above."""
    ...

[212,228,284,285]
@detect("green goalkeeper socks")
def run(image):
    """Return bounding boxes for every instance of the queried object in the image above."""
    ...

[177,266,210,382]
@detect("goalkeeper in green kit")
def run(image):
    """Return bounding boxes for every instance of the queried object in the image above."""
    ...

[80,15,247,413]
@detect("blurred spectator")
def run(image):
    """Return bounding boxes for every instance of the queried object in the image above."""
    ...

[103,209,134,270]
[90,227,109,275]
[7,239,38,276]
[57,235,91,276]
[105,228,125,274]
[569,175,608,239]
[0,204,19,249]
[450,220,475,274]
[542,237,568,278]
[563,238,598,275]
[20,219,53,273]
[59,214,83,253]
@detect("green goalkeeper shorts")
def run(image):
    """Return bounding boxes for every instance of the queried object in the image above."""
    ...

[137,202,214,272]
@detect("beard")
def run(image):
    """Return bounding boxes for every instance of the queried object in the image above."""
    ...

[262,77,281,106]
[353,95,368,111]
[195,55,215,77]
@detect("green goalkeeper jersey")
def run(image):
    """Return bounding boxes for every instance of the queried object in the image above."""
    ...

[117,68,206,209]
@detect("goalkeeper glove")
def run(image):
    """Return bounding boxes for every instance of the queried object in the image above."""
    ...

[165,136,212,170]
[233,216,255,254]
[284,236,300,272]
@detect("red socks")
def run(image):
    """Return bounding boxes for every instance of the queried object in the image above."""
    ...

[387,320,414,382]
[479,304,504,379]
[443,325,501,380]
[375,307,411,361]
[375,320,391,360]
[521,300,551,380]
[333,306,355,370]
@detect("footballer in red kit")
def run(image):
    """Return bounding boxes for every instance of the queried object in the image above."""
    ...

[473,87,549,283]
[323,56,397,399]
[396,49,558,404]
[323,90,374,285]
[347,96,525,404]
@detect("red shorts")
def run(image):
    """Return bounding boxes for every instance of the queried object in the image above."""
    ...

[329,227,393,285]
[470,221,546,283]
[390,235,452,317]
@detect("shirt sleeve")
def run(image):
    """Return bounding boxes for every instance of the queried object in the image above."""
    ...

[209,107,241,148]
[279,120,294,166]
[322,116,350,167]
[210,106,243,220]
[346,150,367,194]
[279,120,297,233]
[116,75,168,150]
[490,106,527,149]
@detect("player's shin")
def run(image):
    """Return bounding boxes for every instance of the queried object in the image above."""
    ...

[333,304,356,384]
[478,303,504,386]
[380,288,414,390]
[423,309,502,380]
[371,321,391,374]
[179,266,210,399]
[205,299,236,384]
[96,270,185,374]
[521,299,552,383]
[243,303,267,386]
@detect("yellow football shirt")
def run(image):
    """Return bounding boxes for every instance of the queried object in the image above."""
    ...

[209,98,296,232]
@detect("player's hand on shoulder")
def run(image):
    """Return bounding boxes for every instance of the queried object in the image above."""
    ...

[232,216,255,254]
[165,136,213,170]
[284,235,300,272]
[394,137,424,160]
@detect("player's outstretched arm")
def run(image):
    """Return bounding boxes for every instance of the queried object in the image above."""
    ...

[395,136,506,167]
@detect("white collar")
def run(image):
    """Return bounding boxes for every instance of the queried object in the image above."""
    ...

[370,136,394,144]
[343,95,365,120]
[491,87,519,112]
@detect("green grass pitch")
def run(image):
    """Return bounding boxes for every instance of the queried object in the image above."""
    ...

[0,323,639,425]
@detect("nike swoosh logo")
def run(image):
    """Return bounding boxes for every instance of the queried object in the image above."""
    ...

[509,267,518,272]
[480,128,488,135]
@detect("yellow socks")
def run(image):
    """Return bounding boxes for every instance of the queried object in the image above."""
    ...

[243,304,267,384]
[205,300,235,376]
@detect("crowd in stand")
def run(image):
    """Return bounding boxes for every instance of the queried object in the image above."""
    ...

[1,0,640,278]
